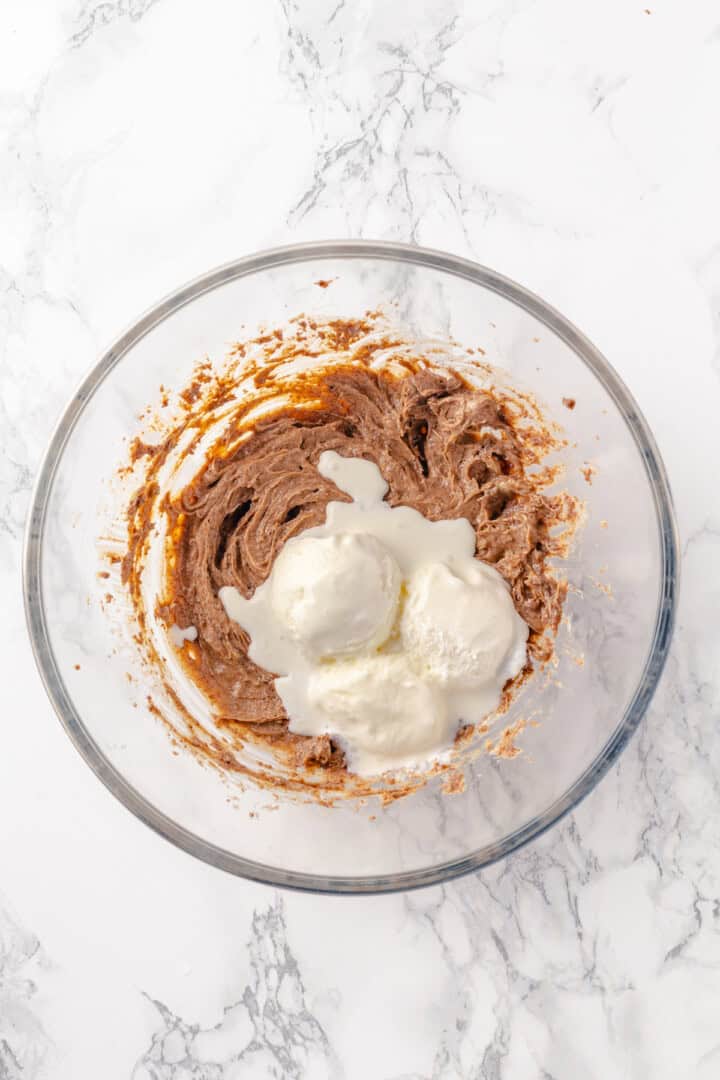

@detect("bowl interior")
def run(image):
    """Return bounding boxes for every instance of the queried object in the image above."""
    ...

[26,245,676,891]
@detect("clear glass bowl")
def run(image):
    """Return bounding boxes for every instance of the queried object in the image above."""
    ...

[24,241,678,893]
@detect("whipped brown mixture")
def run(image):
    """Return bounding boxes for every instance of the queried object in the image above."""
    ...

[120,316,580,795]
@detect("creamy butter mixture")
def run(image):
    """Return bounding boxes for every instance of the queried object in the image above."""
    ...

[122,351,579,788]
[219,452,528,775]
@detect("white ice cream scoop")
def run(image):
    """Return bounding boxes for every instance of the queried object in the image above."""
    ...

[401,561,528,687]
[298,654,449,775]
[270,532,401,659]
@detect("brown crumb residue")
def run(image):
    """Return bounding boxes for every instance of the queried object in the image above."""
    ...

[74,664,81,671]
[488,720,526,759]
[442,770,466,795]
[581,464,596,485]
[314,279,334,289]
[562,397,576,410]
[128,437,158,464]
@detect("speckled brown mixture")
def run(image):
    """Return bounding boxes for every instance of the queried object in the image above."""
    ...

[162,374,573,768]
[119,316,580,794]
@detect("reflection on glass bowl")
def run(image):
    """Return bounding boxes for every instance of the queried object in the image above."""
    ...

[24,241,678,893]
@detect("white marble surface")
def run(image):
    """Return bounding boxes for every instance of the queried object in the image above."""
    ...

[2,1,720,1076]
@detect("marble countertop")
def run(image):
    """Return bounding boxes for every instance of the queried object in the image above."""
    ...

[2,1,720,1076]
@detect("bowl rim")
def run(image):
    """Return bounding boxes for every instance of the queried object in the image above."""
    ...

[23,239,679,894]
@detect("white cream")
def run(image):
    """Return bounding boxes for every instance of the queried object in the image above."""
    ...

[168,623,198,647]
[402,562,527,687]
[269,533,401,659]
[299,656,448,776]
[219,451,529,777]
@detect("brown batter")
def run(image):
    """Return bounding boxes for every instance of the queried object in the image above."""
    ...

[117,315,581,795]
[154,363,575,771]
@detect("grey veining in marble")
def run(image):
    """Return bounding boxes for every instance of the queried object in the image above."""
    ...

[0,897,50,1079]
[133,901,340,1079]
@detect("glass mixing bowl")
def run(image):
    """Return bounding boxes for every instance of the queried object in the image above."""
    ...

[24,241,678,893]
